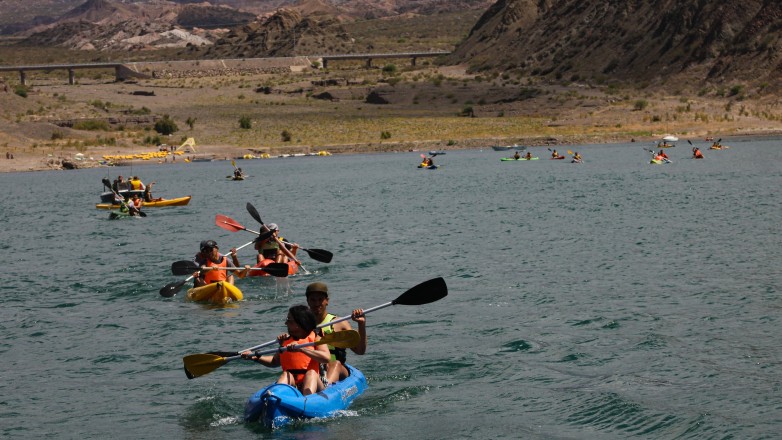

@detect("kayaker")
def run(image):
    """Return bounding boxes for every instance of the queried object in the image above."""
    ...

[241,305,331,396]
[525,151,533,160]
[304,282,366,385]
[513,151,521,160]
[551,149,560,158]
[572,152,582,162]
[193,240,247,287]
[129,176,145,190]
[143,182,162,202]
[255,223,299,265]
[693,147,704,159]
[113,175,129,192]
[658,150,669,160]
[127,194,143,216]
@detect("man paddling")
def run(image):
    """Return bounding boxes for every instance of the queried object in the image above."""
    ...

[193,240,247,287]
[305,282,367,385]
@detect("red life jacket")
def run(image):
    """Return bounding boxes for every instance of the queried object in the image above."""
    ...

[203,257,228,284]
[279,332,319,385]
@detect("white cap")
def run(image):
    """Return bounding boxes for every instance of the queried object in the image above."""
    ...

[267,223,278,231]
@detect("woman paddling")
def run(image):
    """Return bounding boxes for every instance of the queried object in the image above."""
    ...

[241,305,331,395]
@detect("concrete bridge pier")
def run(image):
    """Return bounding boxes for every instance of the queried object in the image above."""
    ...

[68,69,75,85]
[412,57,417,66]
[366,58,372,68]
[20,70,26,86]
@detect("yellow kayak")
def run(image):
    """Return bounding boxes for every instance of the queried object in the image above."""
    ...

[186,281,243,304]
[95,196,192,209]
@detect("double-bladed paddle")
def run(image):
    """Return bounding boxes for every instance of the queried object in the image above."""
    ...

[215,214,333,263]
[245,203,310,273]
[158,239,258,297]
[170,260,290,277]
[183,330,361,379]
[182,277,448,377]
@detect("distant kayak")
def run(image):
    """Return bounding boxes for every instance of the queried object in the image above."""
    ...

[501,157,538,161]
[96,196,191,209]
[550,156,565,160]
[108,211,143,220]
[650,159,672,165]
[417,163,439,169]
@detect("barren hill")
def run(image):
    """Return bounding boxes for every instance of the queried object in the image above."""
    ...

[449,0,782,90]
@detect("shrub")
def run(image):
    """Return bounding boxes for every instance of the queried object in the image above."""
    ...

[73,120,110,131]
[154,115,178,135]
[634,99,648,111]
[380,131,391,140]
[14,85,28,98]
[239,116,252,129]
[281,129,292,142]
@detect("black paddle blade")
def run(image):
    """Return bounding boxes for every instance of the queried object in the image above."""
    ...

[138,211,147,217]
[687,140,693,145]
[172,260,199,276]
[246,202,264,225]
[102,178,112,190]
[160,279,187,297]
[261,263,291,277]
[304,248,333,263]
[393,277,447,306]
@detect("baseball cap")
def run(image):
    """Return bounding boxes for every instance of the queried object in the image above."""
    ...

[305,282,328,297]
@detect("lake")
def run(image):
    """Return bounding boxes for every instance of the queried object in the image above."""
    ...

[1,138,780,439]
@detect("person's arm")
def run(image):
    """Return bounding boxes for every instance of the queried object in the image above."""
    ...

[351,309,367,355]
[289,340,331,364]
[241,351,280,367]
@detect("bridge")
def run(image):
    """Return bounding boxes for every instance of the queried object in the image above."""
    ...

[0,51,452,85]
[318,51,450,69]
[0,63,147,85]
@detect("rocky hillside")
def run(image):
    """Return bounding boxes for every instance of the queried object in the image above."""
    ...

[195,4,353,58]
[449,0,782,89]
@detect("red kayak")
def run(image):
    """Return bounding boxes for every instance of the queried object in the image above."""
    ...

[550,156,565,160]
[248,259,299,276]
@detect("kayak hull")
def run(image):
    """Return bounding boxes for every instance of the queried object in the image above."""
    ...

[186,281,243,304]
[501,157,538,161]
[248,259,298,277]
[550,156,565,160]
[96,196,191,209]
[244,364,367,429]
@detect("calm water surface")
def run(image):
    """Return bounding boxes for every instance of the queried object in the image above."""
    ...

[1,139,780,439]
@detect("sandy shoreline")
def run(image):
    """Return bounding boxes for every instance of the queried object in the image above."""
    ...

[4,131,782,174]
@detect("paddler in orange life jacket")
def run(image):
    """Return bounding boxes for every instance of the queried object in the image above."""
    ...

[658,150,669,160]
[193,240,248,288]
[241,305,331,395]
[257,223,299,265]
[305,282,366,385]
[692,147,704,159]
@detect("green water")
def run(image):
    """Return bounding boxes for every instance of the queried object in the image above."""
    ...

[1,138,780,439]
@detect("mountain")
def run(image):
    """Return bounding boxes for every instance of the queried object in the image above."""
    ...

[449,0,782,88]
[0,0,494,35]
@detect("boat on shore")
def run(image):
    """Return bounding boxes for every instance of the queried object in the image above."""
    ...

[244,364,367,429]
[491,145,513,151]
[95,196,191,209]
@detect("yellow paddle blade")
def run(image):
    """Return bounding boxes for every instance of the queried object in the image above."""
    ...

[231,159,236,168]
[183,353,229,379]
[568,150,573,155]
[320,330,360,349]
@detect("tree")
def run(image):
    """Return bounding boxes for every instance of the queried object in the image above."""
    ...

[239,116,252,129]
[154,114,178,135]
[186,116,196,130]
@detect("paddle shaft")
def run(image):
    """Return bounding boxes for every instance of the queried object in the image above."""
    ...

[240,301,393,353]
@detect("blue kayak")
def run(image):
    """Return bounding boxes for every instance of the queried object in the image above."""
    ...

[244,364,367,429]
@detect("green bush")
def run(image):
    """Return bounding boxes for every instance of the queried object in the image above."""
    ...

[154,115,178,135]
[239,116,252,129]
[14,85,28,98]
[281,129,292,142]
[73,120,110,131]
[380,131,391,140]
[634,99,648,111]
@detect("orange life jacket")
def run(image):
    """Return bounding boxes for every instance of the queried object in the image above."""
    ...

[203,257,228,284]
[279,332,319,385]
